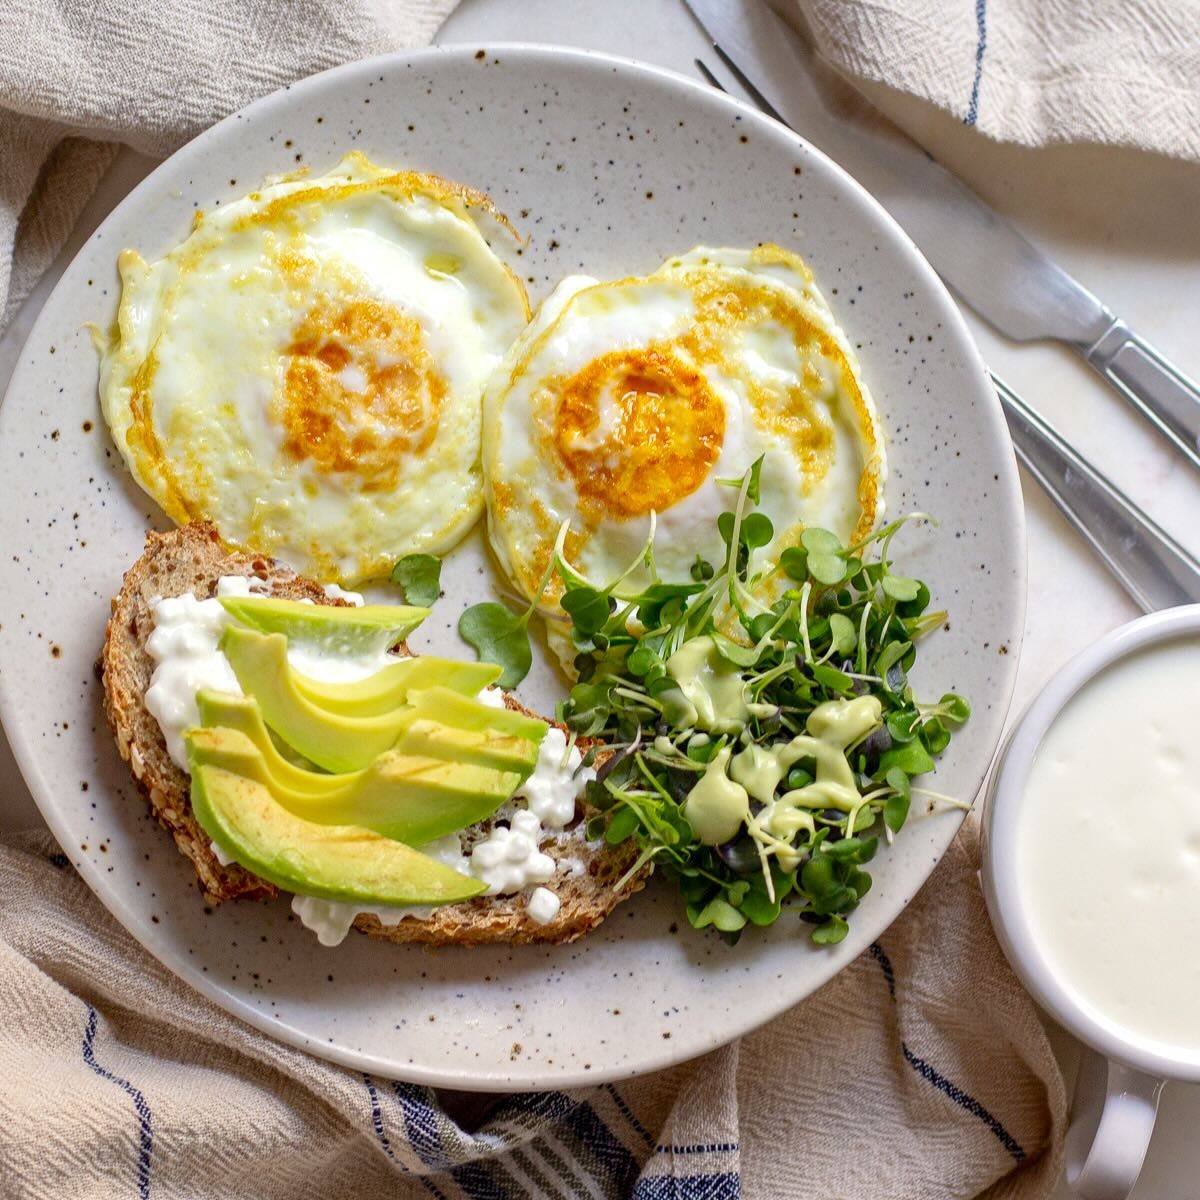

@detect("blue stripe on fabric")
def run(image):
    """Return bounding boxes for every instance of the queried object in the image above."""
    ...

[869,941,895,997]
[965,0,988,125]
[81,1007,153,1200]
[901,1042,1026,1161]
[655,1144,739,1155]
[632,1173,741,1200]
[366,1075,450,1199]
[565,1102,642,1195]
[605,1083,656,1148]
[363,1073,399,1162]
[393,1081,450,1170]
[869,942,1025,1162]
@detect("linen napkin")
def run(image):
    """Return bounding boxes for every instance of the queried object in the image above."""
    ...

[794,0,1200,162]
[0,820,1065,1199]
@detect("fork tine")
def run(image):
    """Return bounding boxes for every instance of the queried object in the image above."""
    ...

[693,58,725,90]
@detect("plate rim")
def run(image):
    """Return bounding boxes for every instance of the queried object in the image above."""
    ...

[0,40,1026,1090]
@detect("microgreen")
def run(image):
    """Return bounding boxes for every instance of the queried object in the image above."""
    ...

[553,463,968,945]
[458,550,558,689]
[458,603,535,689]
[390,553,442,608]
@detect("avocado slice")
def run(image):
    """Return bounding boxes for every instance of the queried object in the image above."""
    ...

[394,717,541,777]
[408,686,548,743]
[220,627,418,772]
[219,594,430,654]
[293,656,502,719]
[190,763,485,905]
[343,753,520,844]
[195,691,344,793]
[186,725,520,843]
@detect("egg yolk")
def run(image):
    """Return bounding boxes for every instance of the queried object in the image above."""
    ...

[551,347,725,522]
[278,297,445,489]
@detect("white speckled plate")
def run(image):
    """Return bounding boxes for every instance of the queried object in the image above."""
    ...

[0,45,1024,1090]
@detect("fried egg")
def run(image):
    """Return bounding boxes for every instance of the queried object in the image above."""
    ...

[99,153,530,583]
[482,244,885,607]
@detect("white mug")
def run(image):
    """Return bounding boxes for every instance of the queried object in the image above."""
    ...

[982,606,1200,1200]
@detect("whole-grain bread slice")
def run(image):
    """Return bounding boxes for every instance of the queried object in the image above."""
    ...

[102,522,645,946]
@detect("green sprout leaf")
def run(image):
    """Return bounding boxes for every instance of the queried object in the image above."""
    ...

[390,554,441,607]
[828,613,857,656]
[717,455,764,504]
[560,586,611,635]
[811,661,853,694]
[886,709,921,743]
[605,805,640,845]
[878,739,935,778]
[882,573,921,602]
[940,692,972,725]
[711,631,763,667]
[741,512,775,551]
[875,640,912,691]
[808,552,847,586]
[457,602,534,689]
[461,537,562,689]
[811,915,849,945]
[626,644,662,678]
[884,792,911,833]
[690,897,748,933]
[746,457,764,505]
[800,527,843,555]
[780,546,809,580]
[741,869,796,925]
[922,717,951,755]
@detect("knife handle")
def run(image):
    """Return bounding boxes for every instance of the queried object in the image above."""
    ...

[1085,319,1200,471]
[992,374,1200,613]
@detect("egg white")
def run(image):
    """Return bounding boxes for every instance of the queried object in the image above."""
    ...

[482,244,886,610]
[99,153,530,583]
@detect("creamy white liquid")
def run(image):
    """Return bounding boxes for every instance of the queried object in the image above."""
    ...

[1017,636,1200,1053]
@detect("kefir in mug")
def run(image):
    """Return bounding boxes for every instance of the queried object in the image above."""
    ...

[983,606,1200,1200]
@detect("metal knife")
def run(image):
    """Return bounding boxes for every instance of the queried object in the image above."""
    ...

[683,0,1200,473]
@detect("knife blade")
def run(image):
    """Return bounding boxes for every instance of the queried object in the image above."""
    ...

[684,0,1200,470]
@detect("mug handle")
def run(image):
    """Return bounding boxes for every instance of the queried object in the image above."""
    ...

[1066,1048,1164,1200]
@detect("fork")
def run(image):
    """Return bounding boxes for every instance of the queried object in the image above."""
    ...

[693,58,1200,613]
[991,377,1200,610]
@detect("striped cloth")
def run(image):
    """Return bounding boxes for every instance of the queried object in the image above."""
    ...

[796,0,1200,161]
[0,824,1065,1198]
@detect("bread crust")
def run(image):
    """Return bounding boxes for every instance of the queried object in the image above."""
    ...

[101,523,645,945]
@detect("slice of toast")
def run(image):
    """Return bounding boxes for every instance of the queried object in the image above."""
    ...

[101,523,645,946]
